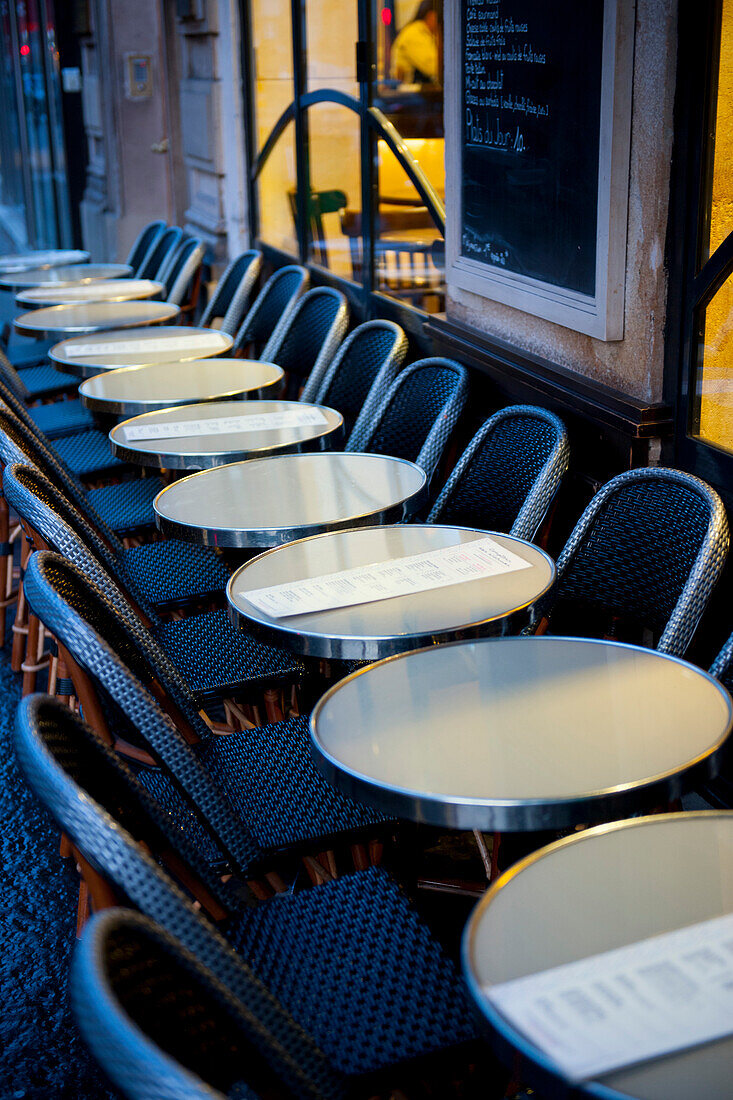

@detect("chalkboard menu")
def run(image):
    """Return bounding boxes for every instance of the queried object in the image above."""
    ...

[461,0,605,297]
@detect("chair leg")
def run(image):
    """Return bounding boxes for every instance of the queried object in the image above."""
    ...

[11,581,28,672]
[263,688,284,724]
[21,613,41,695]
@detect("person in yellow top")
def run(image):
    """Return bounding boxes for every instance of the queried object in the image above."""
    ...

[390,1,441,85]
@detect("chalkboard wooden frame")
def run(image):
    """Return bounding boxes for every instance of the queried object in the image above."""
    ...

[445,0,635,341]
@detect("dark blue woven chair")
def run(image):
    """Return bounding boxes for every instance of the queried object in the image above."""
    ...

[137,226,184,282]
[347,357,469,484]
[299,319,408,438]
[161,238,206,314]
[199,251,263,336]
[0,361,95,438]
[427,405,570,541]
[18,569,384,872]
[73,910,303,1100]
[709,630,733,692]
[533,467,730,655]
[17,693,477,1091]
[260,287,349,401]
[4,462,232,609]
[0,343,80,399]
[231,265,308,359]
[126,221,166,275]
[19,510,304,706]
[0,405,162,536]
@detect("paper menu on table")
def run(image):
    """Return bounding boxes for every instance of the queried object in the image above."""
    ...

[69,334,225,356]
[123,407,329,442]
[242,536,533,618]
[483,910,733,1083]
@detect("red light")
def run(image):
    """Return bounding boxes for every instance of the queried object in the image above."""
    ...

[381,8,392,25]
[20,44,30,56]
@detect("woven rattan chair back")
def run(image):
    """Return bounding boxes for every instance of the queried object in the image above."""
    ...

[15,695,340,1100]
[539,467,729,655]
[73,909,271,1099]
[0,347,32,400]
[127,221,166,275]
[0,405,119,544]
[427,405,570,541]
[347,357,469,483]
[22,552,263,874]
[261,287,349,400]
[163,238,205,305]
[199,252,263,335]
[138,227,183,282]
[710,630,733,692]
[300,319,408,437]
[231,265,308,358]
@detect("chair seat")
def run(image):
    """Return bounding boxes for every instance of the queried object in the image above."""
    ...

[13,364,79,398]
[225,867,477,1076]
[133,768,227,867]
[53,429,126,478]
[86,476,163,534]
[122,539,233,606]
[198,716,388,851]
[9,338,55,368]
[155,607,305,699]
[27,398,96,439]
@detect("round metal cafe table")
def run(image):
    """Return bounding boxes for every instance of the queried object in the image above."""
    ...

[0,261,131,291]
[463,812,733,1100]
[78,358,284,415]
[50,325,233,378]
[0,249,90,275]
[154,452,428,549]
[109,400,343,470]
[15,278,164,308]
[14,300,179,339]
[310,636,732,831]
[227,525,554,660]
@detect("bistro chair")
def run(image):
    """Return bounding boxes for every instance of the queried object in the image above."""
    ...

[533,466,730,656]
[18,518,304,711]
[347,357,469,484]
[709,629,733,692]
[4,462,232,610]
[299,319,408,438]
[0,343,80,402]
[260,287,349,400]
[231,265,308,359]
[0,369,95,440]
[199,250,263,335]
[427,405,570,541]
[160,237,206,317]
[74,910,320,1100]
[17,581,386,879]
[137,226,184,282]
[17,693,479,1095]
[125,220,166,275]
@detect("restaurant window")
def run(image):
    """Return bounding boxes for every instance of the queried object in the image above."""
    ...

[243,0,446,316]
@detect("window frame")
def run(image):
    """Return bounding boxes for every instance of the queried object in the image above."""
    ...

[667,0,733,497]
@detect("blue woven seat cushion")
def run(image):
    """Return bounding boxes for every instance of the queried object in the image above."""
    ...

[10,337,55,367]
[155,608,305,698]
[27,398,95,439]
[53,429,126,478]
[86,477,162,534]
[122,540,232,605]
[13,363,79,397]
[197,716,388,850]
[225,867,477,1076]
[133,767,227,867]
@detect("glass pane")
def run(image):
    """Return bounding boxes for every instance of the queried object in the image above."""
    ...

[251,0,298,254]
[702,0,733,264]
[305,0,359,95]
[692,272,733,454]
[17,0,58,247]
[306,102,361,279]
[373,2,445,311]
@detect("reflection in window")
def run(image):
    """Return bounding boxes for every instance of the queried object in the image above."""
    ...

[692,0,733,453]
[694,273,733,453]
[306,103,361,279]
